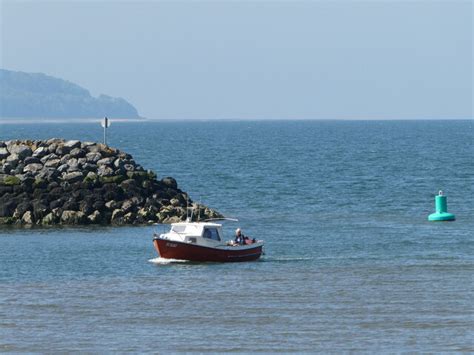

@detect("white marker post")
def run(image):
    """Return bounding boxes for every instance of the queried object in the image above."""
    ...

[101,117,111,145]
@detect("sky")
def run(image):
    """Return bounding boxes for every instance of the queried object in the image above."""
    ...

[0,0,472,120]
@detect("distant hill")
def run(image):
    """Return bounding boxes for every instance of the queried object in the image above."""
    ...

[0,69,140,119]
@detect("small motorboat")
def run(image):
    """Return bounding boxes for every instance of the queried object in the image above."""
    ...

[152,217,264,262]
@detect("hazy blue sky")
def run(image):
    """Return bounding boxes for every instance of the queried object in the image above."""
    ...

[1,0,472,119]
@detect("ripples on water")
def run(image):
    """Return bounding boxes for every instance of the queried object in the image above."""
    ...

[0,120,473,352]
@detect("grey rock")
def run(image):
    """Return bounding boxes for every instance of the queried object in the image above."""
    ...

[0,147,9,160]
[6,154,20,168]
[40,153,59,164]
[111,209,124,223]
[69,148,86,158]
[121,199,135,213]
[66,158,79,167]
[85,152,102,163]
[57,164,69,173]
[85,171,98,180]
[124,163,135,171]
[82,163,97,172]
[42,212,57,225]
[24,156,41,165]
[37,168,60,181]
[55,145,71,155]
[44,159,61,168]
[33,146,49,158]
[105,200,118,210]
[62,171,83,183]
[97,165,114,177]
[81,141,96,149]
[87,210,102,223]
[113,158,125,169]
[0,162,12,174]
[170,198,181,207]
[97,157,114,166]
[61,210,86,224]
[67,165,81,173]
[60,154,71,165]
[22,211,34,224]
[8,144,32,160]
[12,164,25,175]
[48,143,58,153]
[46,138,64,145]
[64,140,81,149]
[123,212,135,224]
[162,177,178,189]
[23,163,44,173]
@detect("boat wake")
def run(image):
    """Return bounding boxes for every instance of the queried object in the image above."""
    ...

[148,257,189,265]
[261,256,312,263]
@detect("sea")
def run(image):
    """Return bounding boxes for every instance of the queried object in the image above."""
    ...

[0,120,473,352]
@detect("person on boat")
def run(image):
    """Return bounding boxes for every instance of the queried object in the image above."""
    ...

[234,228,256,245]
[234,228,245,245]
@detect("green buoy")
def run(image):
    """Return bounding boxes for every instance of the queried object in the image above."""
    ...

[428,190,455,221]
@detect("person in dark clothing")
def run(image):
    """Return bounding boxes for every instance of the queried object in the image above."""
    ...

[234,228,245,245]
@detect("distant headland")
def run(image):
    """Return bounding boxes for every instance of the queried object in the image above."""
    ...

[0,139,221,226]
[0,69,140,119]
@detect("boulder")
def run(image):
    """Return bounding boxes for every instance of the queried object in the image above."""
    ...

[121,199,135,213]
[21,211,34,224]
[57,164,69,173]
[0,199,17,217]
[64,140,81,149]
[0,147,9,160]
[24,156,42,165]
[33,146,49,158]
[6,154,20,168]
[123,212,135,224]
[85,152,102,163]
[87,210,101,223]
[69,148,86,158]
[23,163,44,173]
[123,163,135,171]
[111,209,124,224]
[97,157,114,166]
[8,144,32,160]
[61,210,86,224]
[106,200,119,210]
[42,212,57,225]
[81,141,96,149]
[0,139,221,226]
[0,162,13,174]
[40,153,58,164]
[62,171,84,183]
[44,159,61,168]
[97,165,114,177]
[161,177,178,189]
[55,145,71,156]
[36,168,60,181]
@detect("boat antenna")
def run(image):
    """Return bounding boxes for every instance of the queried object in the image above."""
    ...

[186,196,193,222]
[197,198,201,222]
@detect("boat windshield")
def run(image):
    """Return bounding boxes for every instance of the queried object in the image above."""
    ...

[171,224,201,235]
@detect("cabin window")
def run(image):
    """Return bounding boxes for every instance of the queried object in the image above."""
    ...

[203,228,220,241]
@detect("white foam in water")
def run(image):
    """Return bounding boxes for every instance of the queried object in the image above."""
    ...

[148,257,189,264]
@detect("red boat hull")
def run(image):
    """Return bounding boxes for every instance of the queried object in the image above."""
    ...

[153,238,263,262]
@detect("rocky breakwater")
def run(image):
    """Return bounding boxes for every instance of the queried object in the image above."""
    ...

[0,139,221,226]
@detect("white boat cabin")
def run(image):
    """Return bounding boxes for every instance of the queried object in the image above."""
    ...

[159,222,226,247]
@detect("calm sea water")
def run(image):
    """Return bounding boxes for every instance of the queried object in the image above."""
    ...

[1,120,473,352]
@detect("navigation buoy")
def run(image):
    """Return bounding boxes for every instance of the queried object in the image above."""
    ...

[428,190,455,221]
